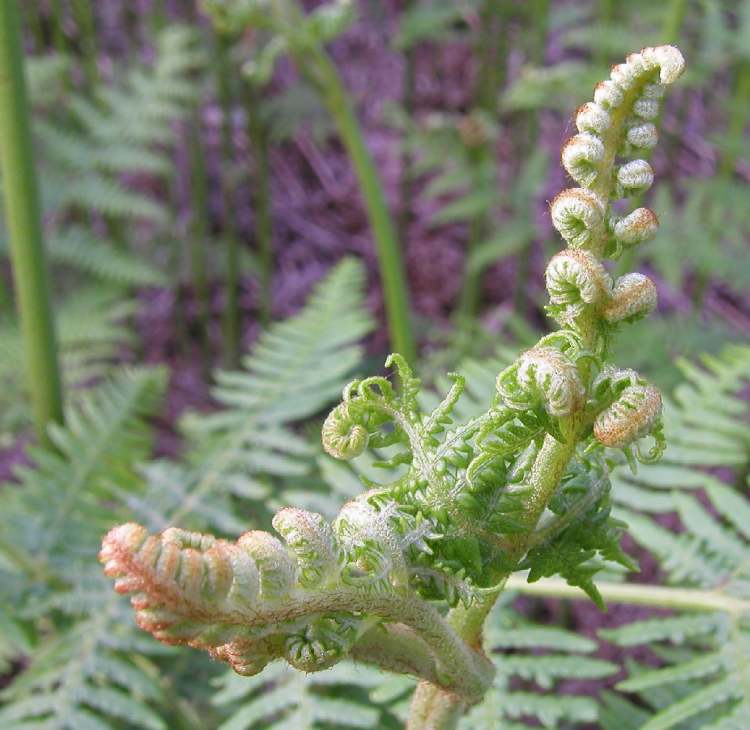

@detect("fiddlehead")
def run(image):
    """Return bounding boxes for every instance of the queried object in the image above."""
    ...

[98,45,684,730]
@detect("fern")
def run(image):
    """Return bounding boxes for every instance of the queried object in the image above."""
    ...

[0,368,169,729]
[602,482,750,729]
[460,595,618,729]
[212,662,393,730]
[0,289,138,436]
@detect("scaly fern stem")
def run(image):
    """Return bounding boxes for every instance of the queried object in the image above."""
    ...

[408,432,581,729]
[505,575,750,615]
[300,43,417,363]
[0,0,65,443]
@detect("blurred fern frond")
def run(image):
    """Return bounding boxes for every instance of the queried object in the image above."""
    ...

[212,662,394,730]
[0,289,138,436]
[122,258,375,536]
[0,368,170,729]
[605,482,750,729]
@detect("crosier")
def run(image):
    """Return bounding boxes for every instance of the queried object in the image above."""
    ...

[100,46,684,730]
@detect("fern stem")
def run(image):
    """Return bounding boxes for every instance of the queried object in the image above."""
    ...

[0,0,65,442]
[215,31,242,368]
[512,0,548,315]
[187,115,211,372]
[719,60,750,179]
[397,0,416,257]
[409,434,579,730]
[505,575,750,615]
[300,45,417,363]
[244,83,274,326]
[456,0,508,322]
[71,0,98,87]
[50,0,68,56]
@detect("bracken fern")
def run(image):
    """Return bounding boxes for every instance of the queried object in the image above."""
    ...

[96,46,690,729]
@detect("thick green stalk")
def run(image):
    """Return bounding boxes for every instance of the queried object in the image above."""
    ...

[244,83,273,326]
[0,0,64,442]
[505,575,750,615]
[300,47,417,364]
[215,32,242,368]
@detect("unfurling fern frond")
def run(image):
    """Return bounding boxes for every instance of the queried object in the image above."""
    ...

[97,45,689,730]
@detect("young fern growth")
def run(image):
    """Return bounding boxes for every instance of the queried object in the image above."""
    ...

[100,47,684,729]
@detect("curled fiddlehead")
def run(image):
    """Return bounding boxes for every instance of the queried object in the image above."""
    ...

[99,45,684,730]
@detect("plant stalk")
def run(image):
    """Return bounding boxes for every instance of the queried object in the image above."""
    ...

[187,115,211,373]
[215,31,242,368]
[397,0,417,256]
[0,0,65,442]
[299,45,417,363]
[71,0,99,87]
[456,0,506,322]
[505,575,750,615]
[244,83,273,326]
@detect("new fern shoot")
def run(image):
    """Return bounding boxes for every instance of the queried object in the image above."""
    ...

[100,46,685,729]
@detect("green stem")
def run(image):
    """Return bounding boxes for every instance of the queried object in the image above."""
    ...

[299,46,416,363]
[0,0,64,443]
[50,0,68,56]
[397,0,416,255]
[71,0,98,88]
[215,32,242,368]
[244,83,273,326]
[456,0,506,322]
[505,575,750,615]
[719,61,750,179]
[187,115,211,373]
[662,0,687,46]
[408,434,579,730]
[513,0,548,314]
[597,0,615,67]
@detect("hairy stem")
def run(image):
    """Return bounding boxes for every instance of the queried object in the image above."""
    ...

[0,0,65,443]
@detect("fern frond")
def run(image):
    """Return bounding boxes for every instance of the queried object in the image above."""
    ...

[212,662,391,730]
[612,344,750,514]
[0,289,138,434]
[605,482,750,730]
[0,369,170,730]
